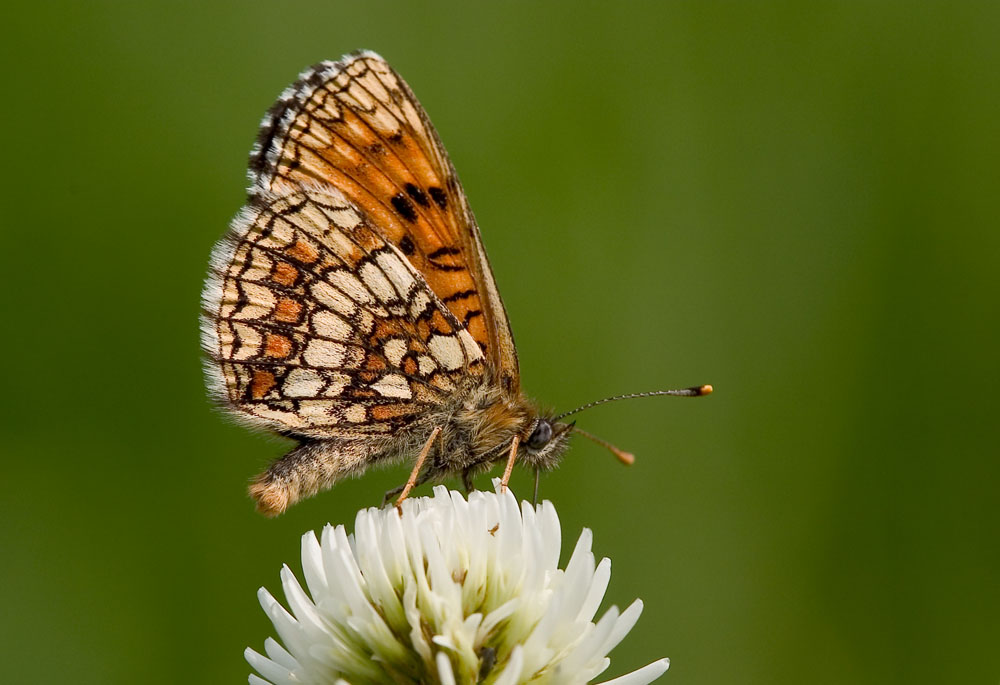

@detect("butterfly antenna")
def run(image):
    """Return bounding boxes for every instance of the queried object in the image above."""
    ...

[553,385,713,421]
[571,426,636,465]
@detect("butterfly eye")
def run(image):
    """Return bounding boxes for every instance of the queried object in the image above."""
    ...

[526,420,553,450]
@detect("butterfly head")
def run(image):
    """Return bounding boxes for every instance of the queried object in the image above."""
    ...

[516,415,574,471]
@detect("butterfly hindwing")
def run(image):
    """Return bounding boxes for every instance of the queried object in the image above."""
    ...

[201,186,485,439]
[248,51,520,389]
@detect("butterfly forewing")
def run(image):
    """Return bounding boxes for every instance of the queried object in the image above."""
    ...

[202,186,484,440]
[249,51,520,389]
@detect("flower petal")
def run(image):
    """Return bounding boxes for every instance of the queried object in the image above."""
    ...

[595,657,670,685]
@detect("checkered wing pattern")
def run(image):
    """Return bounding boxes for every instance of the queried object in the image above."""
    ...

[202,186,484,439]
[249,51,520,390]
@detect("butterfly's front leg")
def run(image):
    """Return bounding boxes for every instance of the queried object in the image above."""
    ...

[499,435,521,492]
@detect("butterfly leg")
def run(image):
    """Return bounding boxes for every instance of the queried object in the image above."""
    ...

[462,468,476,494]
[381,483,406,507]
[394,426,442,511]
[499,435,521,492]
[382,470,434,507]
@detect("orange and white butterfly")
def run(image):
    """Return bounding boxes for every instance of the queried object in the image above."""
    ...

[202,51,710,515]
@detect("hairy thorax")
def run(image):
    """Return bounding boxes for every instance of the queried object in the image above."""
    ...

[393,374,569,480]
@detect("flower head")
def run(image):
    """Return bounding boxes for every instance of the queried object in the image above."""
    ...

[247,482,669,684]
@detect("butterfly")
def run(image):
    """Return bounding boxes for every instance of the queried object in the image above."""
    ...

[201,51,710,516]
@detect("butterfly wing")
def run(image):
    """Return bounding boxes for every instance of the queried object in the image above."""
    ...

[201,186,485,439]
[248,51,520,390]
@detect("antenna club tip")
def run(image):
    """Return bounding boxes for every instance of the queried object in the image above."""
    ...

[615,450,635,466]
[699,384,713,396]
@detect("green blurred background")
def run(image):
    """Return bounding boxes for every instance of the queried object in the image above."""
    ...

[3,2,998,683]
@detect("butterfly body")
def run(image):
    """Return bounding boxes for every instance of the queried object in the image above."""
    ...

[250,372,570,515]
[202,53,575,514]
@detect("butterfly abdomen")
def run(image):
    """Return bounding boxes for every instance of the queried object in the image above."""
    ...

[249,438,380,516]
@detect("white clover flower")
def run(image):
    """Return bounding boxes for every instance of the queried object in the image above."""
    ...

[247,481,669,685]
